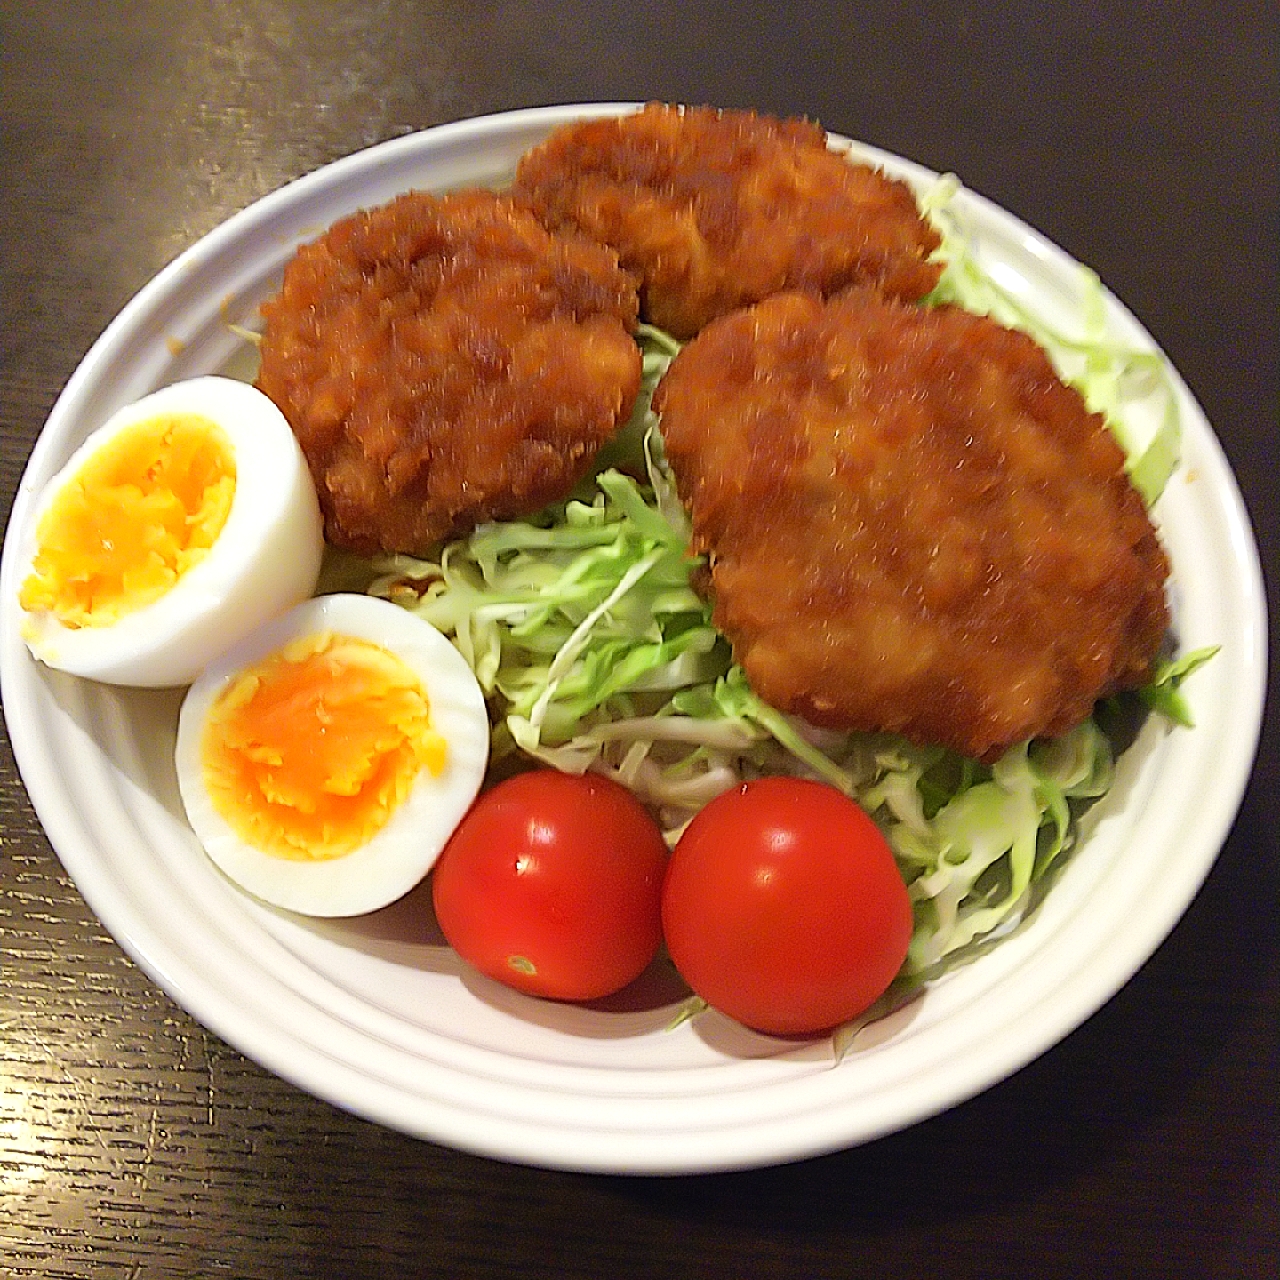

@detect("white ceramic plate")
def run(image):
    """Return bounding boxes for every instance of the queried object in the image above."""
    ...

[0,104,1266,1174]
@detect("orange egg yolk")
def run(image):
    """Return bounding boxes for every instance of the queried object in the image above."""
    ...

[19,412,236,628]
[200,632,448,862]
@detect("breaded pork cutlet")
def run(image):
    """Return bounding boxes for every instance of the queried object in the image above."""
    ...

[652,289,1171,761]
[256,188,641,556]
[512,104,942,341]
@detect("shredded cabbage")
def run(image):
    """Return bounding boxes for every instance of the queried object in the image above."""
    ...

[371,178,1209,1027]
[920,175,1183,505]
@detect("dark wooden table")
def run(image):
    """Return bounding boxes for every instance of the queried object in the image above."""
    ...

[1,2,1276,1276]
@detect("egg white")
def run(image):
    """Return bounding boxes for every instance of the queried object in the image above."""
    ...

[17,376,324,687]
[174,593,491,917]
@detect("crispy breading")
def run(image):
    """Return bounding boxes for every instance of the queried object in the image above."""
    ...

[652,289,1171,760]
[256,189,641,555]
[512,103,942,340]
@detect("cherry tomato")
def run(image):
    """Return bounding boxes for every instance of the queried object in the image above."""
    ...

[661,777,913,1037]
[431,769,668,1002]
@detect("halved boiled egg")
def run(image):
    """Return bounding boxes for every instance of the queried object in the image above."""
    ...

[175,593,490,917]
[16,376,323,687]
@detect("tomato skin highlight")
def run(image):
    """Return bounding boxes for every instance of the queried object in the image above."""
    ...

[661,777,913,1037]
[431,769,668,1002]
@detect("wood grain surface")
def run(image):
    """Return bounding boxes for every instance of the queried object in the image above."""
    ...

[1,2,1276,1276]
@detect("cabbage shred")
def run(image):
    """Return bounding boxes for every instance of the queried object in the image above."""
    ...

[372,180,1201,1009]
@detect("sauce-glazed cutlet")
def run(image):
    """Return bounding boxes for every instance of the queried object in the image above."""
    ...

[256,188,641,556]
[652,289,1171,761]
[512,103,942,341]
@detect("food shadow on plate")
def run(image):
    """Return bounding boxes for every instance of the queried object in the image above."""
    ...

[287,879,467,978]
[26,668,189,816]
[300,883,907,1055]
[455,957,699,1041]
[679,984,927,1064]
[303,880,699,1039]
[1064,694,1165,850]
